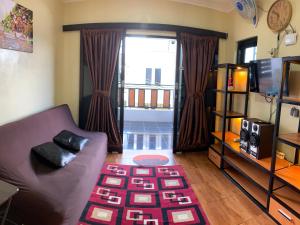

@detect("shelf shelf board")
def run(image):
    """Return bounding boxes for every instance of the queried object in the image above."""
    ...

[278,133,300,149]
[213,110,246,118]
[283,56,300,64]
[224,167,267,208]
[211,131,291,172]
[224,152,283,191]
[273,186,300,217]
[211,131,239,143]
[210,143,222,155]
[228,145,291,172]
[215,63,248,70]
[275,166,300,192]
[212,89,248,94]
[280,97,300,106]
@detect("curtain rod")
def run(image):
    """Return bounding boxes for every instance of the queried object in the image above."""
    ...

[62,22,228,39]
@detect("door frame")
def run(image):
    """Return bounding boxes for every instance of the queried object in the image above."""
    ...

[173,32,181,153]
[122,34,179,152]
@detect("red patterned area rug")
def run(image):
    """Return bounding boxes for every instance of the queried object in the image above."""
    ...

[78,163,210,225]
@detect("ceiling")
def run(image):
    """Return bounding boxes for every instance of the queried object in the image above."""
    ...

[62,0,235,13]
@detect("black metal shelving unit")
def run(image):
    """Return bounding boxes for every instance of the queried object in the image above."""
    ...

[208,64,273,211]
[209,63,249,155]
[268,57,300,223]
[209,63,272,211]
[208,62,299,224]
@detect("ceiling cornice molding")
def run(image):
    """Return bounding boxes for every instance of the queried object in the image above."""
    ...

[62,0,234,13]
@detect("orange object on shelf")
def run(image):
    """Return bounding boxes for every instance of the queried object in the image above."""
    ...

[228,71,234,90]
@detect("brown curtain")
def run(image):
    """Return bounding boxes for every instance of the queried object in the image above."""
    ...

[82,29,123,152]
[177,33,218,151]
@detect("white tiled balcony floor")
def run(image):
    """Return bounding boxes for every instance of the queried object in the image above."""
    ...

[123,121,173,150]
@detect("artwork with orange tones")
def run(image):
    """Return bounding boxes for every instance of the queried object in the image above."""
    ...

[0,0,33,53]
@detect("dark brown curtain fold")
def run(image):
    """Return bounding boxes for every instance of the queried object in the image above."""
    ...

[177,33,218,151]
[82,29,123,152]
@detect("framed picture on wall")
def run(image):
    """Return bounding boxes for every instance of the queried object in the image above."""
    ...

[0,0,33,53]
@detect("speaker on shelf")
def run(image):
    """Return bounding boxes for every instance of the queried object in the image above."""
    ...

[249,121,274,159]
[240,118,262,153]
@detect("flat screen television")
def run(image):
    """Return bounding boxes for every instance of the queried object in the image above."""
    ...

[249,58,289,96]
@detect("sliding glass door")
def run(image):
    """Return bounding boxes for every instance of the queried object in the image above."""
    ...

[79,33,185,153]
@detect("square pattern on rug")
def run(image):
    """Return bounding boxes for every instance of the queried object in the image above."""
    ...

[78,163,210,225]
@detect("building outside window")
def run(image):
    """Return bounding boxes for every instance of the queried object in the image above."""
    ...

[145,68,152,85]
[155,68,161,85]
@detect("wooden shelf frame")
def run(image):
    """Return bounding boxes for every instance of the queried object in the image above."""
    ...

[212,89,248,94]
[269,57,300,219]
[224,167,268,209]
[272,185,300,218]
[275,166,300,192]
[209,60,300,224]
[214,63,248,70]
[209,64,274,211]
[212,110,247,118]
[280,96,300,106]
[210,142,222,155]
[224,151,284,191]
[212,131,291,173]
[278,133,300,149]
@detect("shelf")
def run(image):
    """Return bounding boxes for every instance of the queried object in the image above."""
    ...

[211,131,239,143]
[273,186,300,216]
[213,110,246,118]
[210,142,222,155]
[280,97,300,106]
[212,131,291,172]
[225,167,268,207]
[215,63,248,70]
[212,89,248,94]
[275,166,300,192]
[283,56,300,64]
[278,133,300,149]
[226,144,291,172]
[224,152,283,191]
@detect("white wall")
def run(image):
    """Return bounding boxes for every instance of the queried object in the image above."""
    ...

[0,0,63,125]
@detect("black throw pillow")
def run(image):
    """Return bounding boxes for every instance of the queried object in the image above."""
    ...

[32,142,76,168]
[53,130,89,152]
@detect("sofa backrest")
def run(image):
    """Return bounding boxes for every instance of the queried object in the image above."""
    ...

[0,105,77,186]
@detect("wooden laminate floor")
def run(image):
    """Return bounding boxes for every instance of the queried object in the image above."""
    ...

[106,150,276,225]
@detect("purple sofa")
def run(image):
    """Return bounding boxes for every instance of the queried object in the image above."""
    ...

[0,105,107,225]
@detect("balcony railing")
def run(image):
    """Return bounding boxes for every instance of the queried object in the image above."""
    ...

[124,83,175,109]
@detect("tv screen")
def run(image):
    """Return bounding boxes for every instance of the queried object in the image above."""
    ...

[249,58,288,96]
